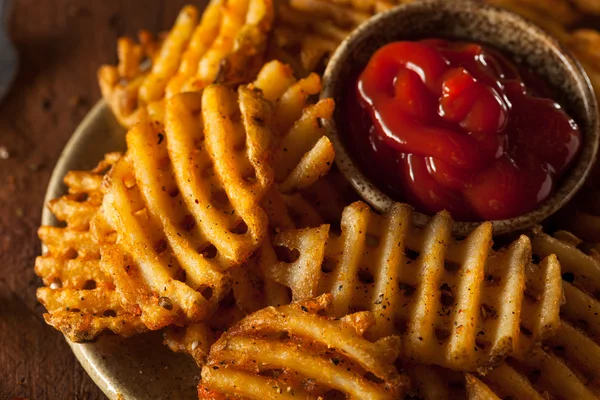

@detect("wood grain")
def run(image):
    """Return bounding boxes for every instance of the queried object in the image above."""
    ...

[0,1,204,398]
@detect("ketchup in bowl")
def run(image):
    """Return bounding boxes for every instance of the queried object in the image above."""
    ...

[345,39,582,221]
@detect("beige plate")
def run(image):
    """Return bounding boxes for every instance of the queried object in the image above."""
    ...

[42,100,198,400]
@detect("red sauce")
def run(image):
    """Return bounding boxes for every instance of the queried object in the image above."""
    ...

[346,39,582,221]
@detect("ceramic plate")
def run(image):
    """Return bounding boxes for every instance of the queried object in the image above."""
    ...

[42,100,198,400]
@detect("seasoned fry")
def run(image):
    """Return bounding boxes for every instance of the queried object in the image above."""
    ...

[529,230,600,396]
[272,0,369,74]
[95,84,277,329]
[263,201,562,372]
[407,229,600,399]
[35,153,147,342]
[99,0,274,128]
[199,294,410,399]
[95,60,337,330]
[251,60,335,193]
[163,187,328,363]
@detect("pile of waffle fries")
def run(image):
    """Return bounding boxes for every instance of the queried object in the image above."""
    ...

[36,0,600,398]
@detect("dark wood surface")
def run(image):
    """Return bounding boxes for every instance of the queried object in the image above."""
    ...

[0,1,205,398]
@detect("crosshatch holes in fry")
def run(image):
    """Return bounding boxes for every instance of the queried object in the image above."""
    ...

[274,246,300,263]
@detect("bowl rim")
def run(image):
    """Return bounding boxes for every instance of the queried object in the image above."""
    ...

[321,0,600,236]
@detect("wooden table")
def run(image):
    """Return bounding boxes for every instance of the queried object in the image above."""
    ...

[0,1,204,398]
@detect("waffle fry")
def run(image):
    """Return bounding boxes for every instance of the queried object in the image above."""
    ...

[35,153,147,342]
[407,229,600,399]
[529,230,600,396]
[262,201,562,372]
[405,363,546,400]
[199,294,410,399]
[95,84,276,329]
[162,187,328,363]
[251,60,335,193]
[272,0,377,74]
[99,0,274,128]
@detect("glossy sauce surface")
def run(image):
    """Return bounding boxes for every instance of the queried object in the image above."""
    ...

[347,39,582,221]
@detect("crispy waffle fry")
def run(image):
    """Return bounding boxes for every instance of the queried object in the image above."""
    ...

[272,0,384,74]
[99,1,274,128]
[95,84,277,329]
[35,153,146,342]
[199,294,410,399]
[407,229,600,399]
[405,363,545,400]
[262,201,562,372]
[251,60,335,193]
[529,230,600,396]
[162,187,328,363]
[96,54,338,331]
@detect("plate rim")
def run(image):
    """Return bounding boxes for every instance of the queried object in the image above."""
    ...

[42,99,130,400]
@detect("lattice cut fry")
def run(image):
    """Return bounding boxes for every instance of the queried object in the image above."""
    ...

[35,153,147,342]
[251,60,335,193]
[95,83,283,330]
[402,229,600,400]
[263,201,562,372]
[529,230,600,396]
[272,0,403,74]
[199,294,410,399]
[404,363,548,400]
[407,346,600,399]
[99,0,274,128]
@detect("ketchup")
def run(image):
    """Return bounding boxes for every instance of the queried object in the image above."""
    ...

[346,39,582,221]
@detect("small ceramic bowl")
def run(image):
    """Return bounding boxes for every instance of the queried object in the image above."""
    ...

[322,0,599,236]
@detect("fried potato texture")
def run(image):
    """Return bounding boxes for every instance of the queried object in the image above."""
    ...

[99,0,274,128]
[95,85,275,330]
[251,60,335,192]
[199,294,410,399]
[404,229,600,399]
[94,57,336,331]
[261,202,562,372]
[35,153,147,342]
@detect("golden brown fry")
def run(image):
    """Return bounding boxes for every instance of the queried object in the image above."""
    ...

[262,201,562,372]
[35,153,147,342]
[199,294,410,399]
[407,229,600,399]
[252,60,336,193]
[95,84,278,329]
[99,0,274,128]
[273,0,359,74]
